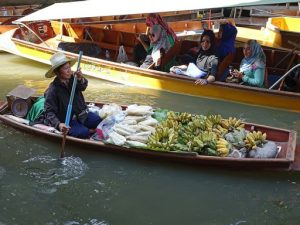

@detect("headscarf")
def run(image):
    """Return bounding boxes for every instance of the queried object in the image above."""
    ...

[146,13,178,41]
[195,29,217,75]
[217,23,237,60]
[240,40,266,73]
[198,29,216,56]
[150,24,171,63]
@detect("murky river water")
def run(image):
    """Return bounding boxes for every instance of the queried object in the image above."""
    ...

[0,52,299,225]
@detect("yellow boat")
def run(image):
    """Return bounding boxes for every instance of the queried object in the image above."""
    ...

[265,16,300,49]
[235,16,300,50]
[0,0,299,112]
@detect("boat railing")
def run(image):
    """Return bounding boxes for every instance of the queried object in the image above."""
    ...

[269,63,300,90]
[14,22,50,48]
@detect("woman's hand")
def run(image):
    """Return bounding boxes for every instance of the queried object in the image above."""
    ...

[59,123,70,134]
[74,67,83,81]
[231,69,244,79]
[195,78,208,85]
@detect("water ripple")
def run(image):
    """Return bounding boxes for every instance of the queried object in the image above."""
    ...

[63,219,108,225]
[21,155,88,192]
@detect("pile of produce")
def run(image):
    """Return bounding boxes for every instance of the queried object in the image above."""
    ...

[90,104,278,158]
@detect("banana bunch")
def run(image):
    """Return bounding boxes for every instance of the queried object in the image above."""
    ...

[221,117,245,132]
[212,124,229,138]
[147,127,178,151]
[179,126,195,145]
[207,114,223,124]
[190,116,207,130]
[194,131,218,155]
[198,130,218,144]
[187,136,205,152]
[178,112,193,124]
[167,111,193,124]
[216,138,230,157]
[184,117,207,137]
[205,114,223,130]
[244,131,267,150]
[166,111,178,120]
[160,119,181,131]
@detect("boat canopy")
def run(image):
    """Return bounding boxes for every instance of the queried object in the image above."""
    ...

[14,0,300,23]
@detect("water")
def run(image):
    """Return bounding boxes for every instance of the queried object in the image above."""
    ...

[0,52,300,225]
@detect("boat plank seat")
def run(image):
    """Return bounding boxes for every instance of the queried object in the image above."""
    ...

[179,40,199,55]
[43,35,77,49]
[119,32,137,60]
[98,29,121,60]
[265,48,297,88]
[216,53,235,81]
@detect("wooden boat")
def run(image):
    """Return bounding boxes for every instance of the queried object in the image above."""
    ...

[0,0,299,112]
[1,19,300,112]
[0,98,298,171]
[265,17,300,49]
[232,4,300,28]
[67,18,300,50]
[235,16,300,50]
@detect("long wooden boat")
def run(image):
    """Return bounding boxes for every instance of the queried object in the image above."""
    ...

[1,19,300,112]
[0,99,298,171]
[66,18,300,50]
[0,0,299,111]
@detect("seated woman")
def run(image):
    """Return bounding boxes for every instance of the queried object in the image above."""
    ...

[42,52,102,139]
[215,22,237,81]
[229,40,266,88]
[138,24,173,71]
[170,29,218,85]
[134,13,177,67]
[145,13,178,44]
[216,22,237,62]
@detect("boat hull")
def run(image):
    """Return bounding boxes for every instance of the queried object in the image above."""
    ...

[11,39,300,112]
[0,100,297,171]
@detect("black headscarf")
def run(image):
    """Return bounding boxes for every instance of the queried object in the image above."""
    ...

[198,29,216,56]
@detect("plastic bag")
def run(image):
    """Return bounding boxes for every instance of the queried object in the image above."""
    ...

[186,63,207,78]
[92,112,125,141]
[125,104,153,116]
[170,63,207,78]
[99,103,123,119]
[248,141,278,158]
[93,115,116,140]
[116,45,128,63]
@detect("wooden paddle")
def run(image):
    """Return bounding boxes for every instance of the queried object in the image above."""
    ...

[60,51,83,158]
